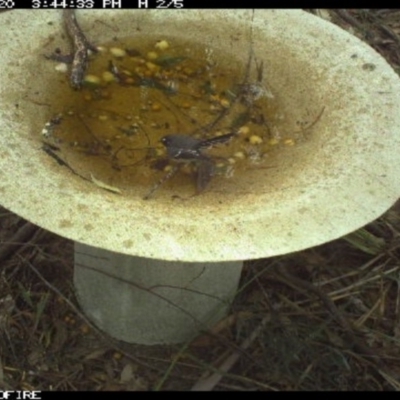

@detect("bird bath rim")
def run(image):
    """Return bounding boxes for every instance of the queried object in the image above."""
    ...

[0,9,399,262]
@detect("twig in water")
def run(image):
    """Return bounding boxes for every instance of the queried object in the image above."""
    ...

[46,10,97,89]
[64,10,98,89]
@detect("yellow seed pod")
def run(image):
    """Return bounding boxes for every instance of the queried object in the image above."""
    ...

[110,47,126,57]
[83,74,101,85]
[155,40,169,50]
[234,151,245,159]
[249,135,263,145]
[238,126,250,135]
[268,138,279,146]
[220,98,230,108]
[102,71,115,83]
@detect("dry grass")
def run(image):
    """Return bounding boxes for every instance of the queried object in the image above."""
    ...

[1,9,400,391]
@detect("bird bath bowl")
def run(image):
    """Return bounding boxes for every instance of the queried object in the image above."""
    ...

[1,10,400,344]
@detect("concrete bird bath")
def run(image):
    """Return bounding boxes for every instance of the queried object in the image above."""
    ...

[1,10,400,344]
